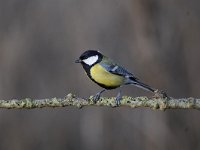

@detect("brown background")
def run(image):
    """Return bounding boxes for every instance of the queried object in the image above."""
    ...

[0,0,200,150]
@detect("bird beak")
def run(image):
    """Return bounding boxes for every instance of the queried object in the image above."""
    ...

[75,59,82,63]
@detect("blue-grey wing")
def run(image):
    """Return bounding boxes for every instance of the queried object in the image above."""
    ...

[100,63,135,78]
[99,57,155,92]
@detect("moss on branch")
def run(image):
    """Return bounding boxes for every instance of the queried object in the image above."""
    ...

[0,93,199,110]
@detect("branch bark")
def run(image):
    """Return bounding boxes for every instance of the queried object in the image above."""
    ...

[0,93,199,110]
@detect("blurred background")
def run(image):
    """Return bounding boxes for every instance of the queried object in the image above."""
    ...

[0,0,200,149]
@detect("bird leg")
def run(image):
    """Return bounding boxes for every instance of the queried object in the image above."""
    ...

[115,90,122,106]
[92,89,106,102]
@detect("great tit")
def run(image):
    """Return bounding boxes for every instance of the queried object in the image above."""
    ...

[75,50,156,105]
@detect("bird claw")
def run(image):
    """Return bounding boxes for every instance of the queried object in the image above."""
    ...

[92,93,101,102]
[92,89,106,103]
[115,91,122,106]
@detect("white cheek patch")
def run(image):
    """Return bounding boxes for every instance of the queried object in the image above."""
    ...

[83,55,98,66]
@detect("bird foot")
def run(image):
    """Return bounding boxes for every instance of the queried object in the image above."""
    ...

[92,89,106,103]
[115,91,122,106]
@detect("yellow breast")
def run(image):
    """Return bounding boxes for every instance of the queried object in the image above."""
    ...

[90,64,124,87]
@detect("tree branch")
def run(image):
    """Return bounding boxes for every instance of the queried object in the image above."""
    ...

[0,93,199,110]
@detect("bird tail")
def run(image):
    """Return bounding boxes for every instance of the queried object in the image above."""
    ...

[129,77,155,93]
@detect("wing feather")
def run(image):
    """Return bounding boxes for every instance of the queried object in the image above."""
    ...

[99,56,155,92]
[99,58,135,78]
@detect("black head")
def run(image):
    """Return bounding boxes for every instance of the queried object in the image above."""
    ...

[75,50,103,66]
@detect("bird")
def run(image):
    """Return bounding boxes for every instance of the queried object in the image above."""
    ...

[75,50,156,105]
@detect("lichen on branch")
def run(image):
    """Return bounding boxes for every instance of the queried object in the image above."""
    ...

[0,93,199,110]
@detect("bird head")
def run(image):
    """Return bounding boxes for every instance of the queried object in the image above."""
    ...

[75,50,103,66]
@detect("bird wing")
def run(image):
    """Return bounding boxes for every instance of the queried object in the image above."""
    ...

[99,57,137,79]
[99,57,155,92]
